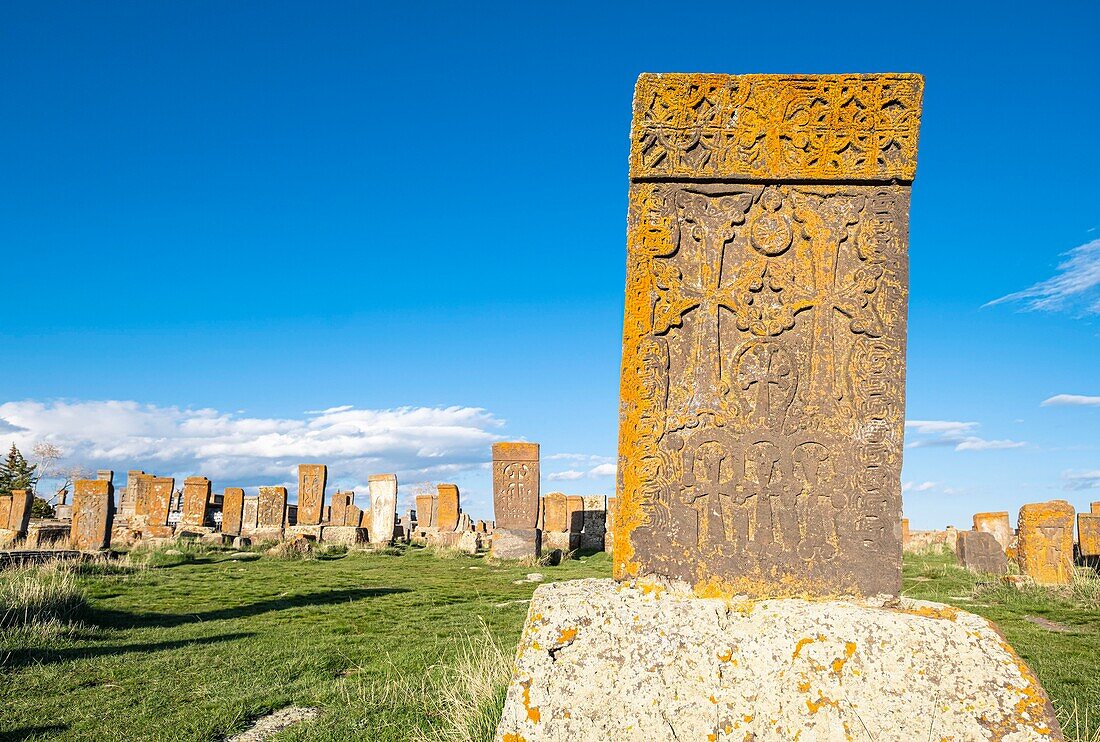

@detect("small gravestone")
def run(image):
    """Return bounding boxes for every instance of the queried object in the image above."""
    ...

[1091,501,1100,515]
[121,470,147,519]
[541,492,573,553]
[8,490,33,536]
[0,495,12,531]
[580,495,607,551]
[566,496,584,535]
[144,477,175,538]
[297,464,327,525]
[180,476,211,528]
[436,484,460,532]
[496,72,1062,742]
[972,511,1011,552]
[901,517,910,549]
[1017,500,1074,585]
[368,474,398,545]
[345,504,363,528]
[956,531,1008,574]
[491,442,541,559]
[330,492,353,526]
[71,479,113,551]
[222,488,245,536]
[255,486,287,541]
[241,495,259,535]
[1076,513,1099,560]
[415,494,434,528]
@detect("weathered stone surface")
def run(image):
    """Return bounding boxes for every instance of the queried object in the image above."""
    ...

[606,497,618,554]
[221,488,244,535]
[8,490,33,535]
[616,73,921,599]
[344,504,363,528]
[1077,513,1100,558]
[241,496,259,535]
[491,528,542,560]
[121,470,146,518]
[0,495,11,531]
[368,474,397,545]
[436,484,460,532]
[901,517,909,549]
[543,493,568,532]
[579,495,607,551]
[131,471,153,517]
[141,476,175,537]
[1017,500,1075,585]
[330,492,353,526]
[321,525,368,545]
[973,511,1012,552]
[24,521,71,549]
[566,495,584,533]
[492,442,540,530]
[1092,501,1100,515]
[71,479,113,551]
[415,494,435,528]
[495,578,1062,741]
[257,486,288,531]
[97,469,114,483]
[475,520,487,533]
[181,476,211,527]
[543,530,578,553]
[956,530,1008,574]
[297,464,327,525]
[457,530,481,554]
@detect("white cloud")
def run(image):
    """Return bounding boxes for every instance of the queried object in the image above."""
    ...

[1064,470,1100,491]
[902,481,937,493]
[985,239,1100,314]
[0,399,505,490]
[588,463,617,477]
[905,420,1025,452]
[546,458,616,482]
[548,470,586,481]
[1041,394,1100,407]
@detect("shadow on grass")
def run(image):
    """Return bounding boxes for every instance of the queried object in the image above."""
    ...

[84,587,410,629]
[0,725,68,741]
[5,631,256,670]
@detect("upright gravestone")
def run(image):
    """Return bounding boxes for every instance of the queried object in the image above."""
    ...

[241,495,259,535]
[331,492,353,527]
[71,479,113,550]
[436,484,460,532]
[1092,501,1100,515]
[1017,500,1075,584]
[180,476,211,528]
[256,486,288,540]
[221,488,245,536]
[972,511,1011,553]
[0,495,11,531]
[122,470,147,519]
[580,495,607,551]
[496,73,1062,742]
[345,504,363,528]
[956,531,1008,574]
[491,442,542,559]
[415,494,435,529]
[144,477,175,538]
[8,490,34,536]
[541,492,571,553]
[368,474,398,545]
[1079,514,1100,561]
[297,464,327,525]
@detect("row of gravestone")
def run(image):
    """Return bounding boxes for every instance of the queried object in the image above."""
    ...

[902,500,1100,583]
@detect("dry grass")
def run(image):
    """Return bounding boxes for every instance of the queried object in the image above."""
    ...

[0,560,88,664]
[1060,698,1100,742]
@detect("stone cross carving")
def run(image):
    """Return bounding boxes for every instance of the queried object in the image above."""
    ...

[617,73,923,598]
[1016,500,1074,585]
[181,476,211,527]
[297,464,327,525]
[492,442,540,529]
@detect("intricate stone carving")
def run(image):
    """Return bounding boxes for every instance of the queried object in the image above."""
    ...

[221,488,245,536]
[181,476,210,527]
[297,464,327,525]
[71,479,113,550]
[1017,501,1074,585]
[492,442,540,529]
[436,484,460,532]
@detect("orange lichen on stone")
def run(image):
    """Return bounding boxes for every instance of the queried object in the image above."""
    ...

[894,604,958,622]
[1016,500,1075,585]
[502,735,526,742]
[792,635,825,659]
[806,692,840,714]
[555,628,577,645]
[832,642,857,675]
[521,679,541,724]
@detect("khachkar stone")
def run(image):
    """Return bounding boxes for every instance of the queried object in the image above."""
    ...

[255,486,288,540]
[1079,514,1100,562]
[497,73,1063,742]
[7,489,34,535]
[180,476,211,528]
[580,495,607,551]
[368,474,397,545]
[956,530,1008,574]
[71,479,113,550]
[331,492,353,526]
[415,494,435,528]
[436,484,460,532]
[491,442,541,559]
[0,495,11,531]
[1017,500,1075,585]
[221,488,245,536]
[144,477,175,537]
[541,492,574,553]
[973,511,1011,552]
[297,464,327,525]
[241,496,259,535]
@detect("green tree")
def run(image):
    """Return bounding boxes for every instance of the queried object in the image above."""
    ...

[0,443,39,497]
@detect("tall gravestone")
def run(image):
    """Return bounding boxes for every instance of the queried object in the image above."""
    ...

[241,495,259,535]
[71,479,113,550]
[368,474,398,545]
[1079,514,1100,561]
[496,73,1062,742]
[0,495,11,531]
[297,464,327,525]
[436,484,460,532]
[415,494,435,529]
[255,486,288,540]
[144,476,175,538]
[181,476,211,528]
[221,488,245,536]
[973,511,1011,553]
[1017,500,1074,585]
[580,495,608,551]
[8,490,33,536]
[491,442,541,559]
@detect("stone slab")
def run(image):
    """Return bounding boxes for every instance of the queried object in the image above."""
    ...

[1078,513,1100,558]
[71,479,113,551]
[222,488,245,535]
[1092,501,1100,515]
[368,474,397,545]
[0,495,12,531]
[320,525,368,545]
[973,511,1012,552]
[258,486,288,529]
[415,494,435,528]
[147,477,174,530]
[492,442,540,530]
[1017,500,1075,585]
[956,530,1008,575]
[8,490,33,535]
[491,528,541,560]
[495,578,1062,741]
[579,495,607,551]
[297,464,327,525]
[566,495,584,533]
[543,530,579,554]
[436,484,460,532]
[181,477,210,527]
[543,493,568,532]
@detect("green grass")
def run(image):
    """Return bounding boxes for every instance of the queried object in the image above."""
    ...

[0,545,1096,741]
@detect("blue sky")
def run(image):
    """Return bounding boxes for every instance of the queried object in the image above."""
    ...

[1,1,1098,526]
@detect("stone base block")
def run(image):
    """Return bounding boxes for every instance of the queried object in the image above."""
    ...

[428,530,464,548]
[24,522,71,549]
[490,528,541,560]
[495,578,1062,741]
[578,533,606,552]
[231,536,252,549]
[248,528,285,543]
[286,524,324,540]
[176,525,215,539]
[457,530,482,554]
[541,530,578,554]
[320,526,368,545]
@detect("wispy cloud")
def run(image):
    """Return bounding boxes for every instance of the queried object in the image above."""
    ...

[546,455,616,482]
[903,481,938,493]
[1041,394,1100,407]
[0,399,505,490]
[1063,470,1100,491]
[548,470,586,481]
[985,239,1100,314]
[905,420,1026,451]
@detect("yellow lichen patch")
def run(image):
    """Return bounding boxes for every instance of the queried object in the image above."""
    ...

[831,642,857,676]
[520,679,541,724]
[717,648,734,663]
[502,735,526,742]
[1017,500,1075,585]
[639,581,667,598]
[555,628,578,646]
[894,604,959,622]
[792,635,825,660]
[806,692,840,714]
[798,680,811,693]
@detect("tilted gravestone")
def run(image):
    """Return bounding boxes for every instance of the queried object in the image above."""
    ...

[1017,500,1074,585]
[180,476,211,528]
[956,530,1008,574]
[491,442,541,559]
[496,72,1062,742]
[297,464,327,525]
[221,488,245,536]
[7,490,33,536]
[71,479,113,550]
[972,511,1011,553]
[368,474,398,545]
[331,492,353,527]
[435,484,460,532]
[1080,514,1100,559]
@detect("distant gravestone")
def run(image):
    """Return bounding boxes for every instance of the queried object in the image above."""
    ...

[181,476,211,528]
[241,496,260,535]
[605,496,619,553]
[368,474,398,545]
[131,471,153,518]
[297,464,327,525]
[256,486,288,540]
[345,504,363,528]
[1092,501,1100,515]
[415,494,435,528]
[491,442,541,559]
[1077,513,1100,559]
[0,496,11,531]
[972,511,1011,552]
[543,493,568,532]
[436,484,460,532]
[1017,500,1075,585]
[222,488,245,536]
[580,495,607,551]
[331,492,353,527]
[145,477,175,537]
[956,531,1008,574]
[71,479,113,550]
[121,470,147,518]
[8,490,33,536]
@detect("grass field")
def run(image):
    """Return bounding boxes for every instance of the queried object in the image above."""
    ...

[1,543,1098,741]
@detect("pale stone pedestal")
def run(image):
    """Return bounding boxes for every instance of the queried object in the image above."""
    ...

[320,526,367,546]
[495,579,1063,741]
[541,531,578,554]
[490,528,541,560]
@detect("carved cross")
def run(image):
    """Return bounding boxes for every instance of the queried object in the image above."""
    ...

[682,441,731,548]
[734,343,793,422]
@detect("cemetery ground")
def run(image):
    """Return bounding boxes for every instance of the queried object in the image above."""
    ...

[0,547,1097,742]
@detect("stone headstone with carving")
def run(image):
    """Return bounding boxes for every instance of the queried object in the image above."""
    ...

[221,488,245,535]
[0,495,11,531]
[368,474,398,545]
[7,490,33,536]
[72,479,113,550]
[491,442,541,559]
[956,530,1008,574]
[255,486,288,541]
[972,511,1011,553]
[330,492,353,527]
[415,494,435,529]
[580,495,607,551]
[436,484,460,532]
[1080,514,1100,560]
[241,495,259,535]
[297,464,327,525]
[181,476,211,528]
[1017,500,1074,585]
[541,492,573,553]
[143,477,175,538]
[496,72,1063,742]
